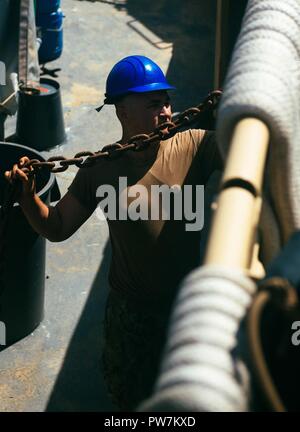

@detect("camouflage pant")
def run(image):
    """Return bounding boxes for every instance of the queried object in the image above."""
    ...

[102,290,170,411]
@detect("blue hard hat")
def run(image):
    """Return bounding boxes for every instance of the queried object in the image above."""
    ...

[104,55,175,103]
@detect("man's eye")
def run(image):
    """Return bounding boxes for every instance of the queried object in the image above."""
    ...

[148,101,170,109]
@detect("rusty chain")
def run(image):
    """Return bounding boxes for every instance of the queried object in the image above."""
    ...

[0,89,221,270]
[16,89,222,175]
[0,89,221,224]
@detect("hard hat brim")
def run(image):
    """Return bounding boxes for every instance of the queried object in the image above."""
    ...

[106,82,176,102]
[97,83,176,109]
[127,82,176,94]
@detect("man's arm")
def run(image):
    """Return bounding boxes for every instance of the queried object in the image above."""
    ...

[5,157,94,242]
[201,130,223,171]
[20,191,93,242]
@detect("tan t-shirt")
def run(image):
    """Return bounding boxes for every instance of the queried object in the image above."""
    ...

[69,129,222,306]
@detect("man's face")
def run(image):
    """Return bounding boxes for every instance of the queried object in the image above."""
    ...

[118,90,172,136]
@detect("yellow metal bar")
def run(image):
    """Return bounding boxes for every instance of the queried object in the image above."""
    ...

[204,118,270,270]
[222,118,270,192]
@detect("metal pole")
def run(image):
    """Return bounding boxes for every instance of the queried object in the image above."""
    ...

[204,117,270,271]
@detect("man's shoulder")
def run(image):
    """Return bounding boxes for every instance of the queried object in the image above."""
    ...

[173,128,206,141]
[169,128,211,147]
[163,128,211,157]
[68,156,125,211]
[171,129,221,169]
[77,156,123,180]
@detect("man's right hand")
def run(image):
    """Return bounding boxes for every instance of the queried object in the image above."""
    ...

[4,156,35,201]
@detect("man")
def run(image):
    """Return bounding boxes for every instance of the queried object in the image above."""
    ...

[5,55,222,410]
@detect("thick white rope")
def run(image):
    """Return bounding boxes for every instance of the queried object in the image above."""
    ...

[139,0,300,412]
[139,266,256,412]
[217,0,300,245]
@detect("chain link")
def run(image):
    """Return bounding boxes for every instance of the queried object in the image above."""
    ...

[12,89,222,176]
[1,90,222,216]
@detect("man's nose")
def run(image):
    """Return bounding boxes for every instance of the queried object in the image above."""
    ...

[160,105,171,119]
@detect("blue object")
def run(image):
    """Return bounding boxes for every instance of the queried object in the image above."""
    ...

[105,55,175,103]
[36,6,64,64]
[35,0,61,14]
